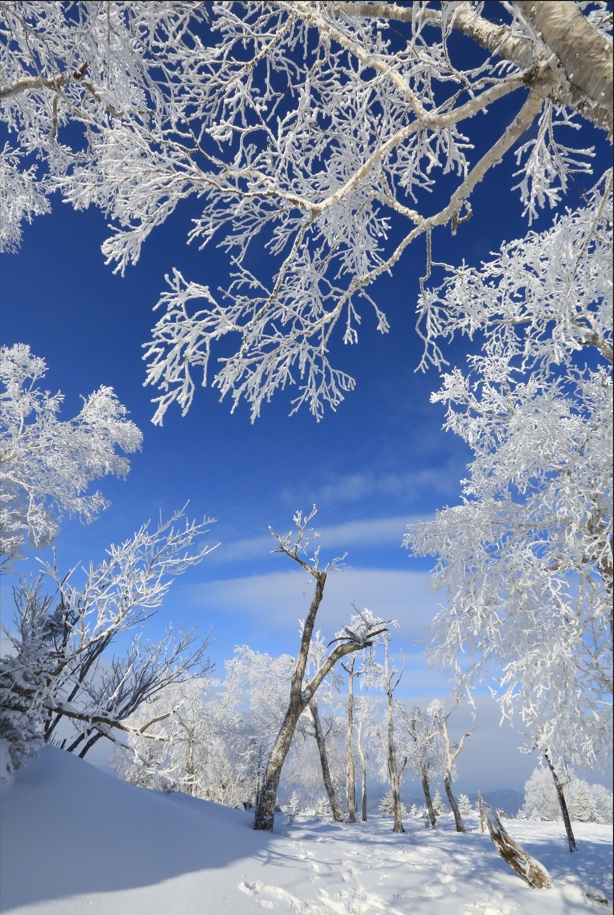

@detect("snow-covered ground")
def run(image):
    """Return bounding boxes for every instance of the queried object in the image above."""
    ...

[1,748,611,914]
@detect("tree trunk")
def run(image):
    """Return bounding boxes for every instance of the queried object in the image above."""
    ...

[482,802,553,889]
[444,771,466,833]
[436,709,473,833]
[345,659,357,822]
[254,569,328,832]
[252,545,386,832]
[545,754,577,853]
[421,771,437,828]
[186,726,195,796]
[309,699,345,822]
[356,718,368,822]
[478,789,486,833]
[514,1,613,131]
[253,705,303,831]
[386,682,404,833]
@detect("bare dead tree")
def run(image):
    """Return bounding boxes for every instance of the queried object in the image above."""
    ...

[253,508,388,832]
[433,704,475,833]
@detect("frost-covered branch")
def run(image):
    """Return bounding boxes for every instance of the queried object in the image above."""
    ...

[0,510,216,772]
[406,176,612,773]
[0,344,142,569]
[2,3,610,420]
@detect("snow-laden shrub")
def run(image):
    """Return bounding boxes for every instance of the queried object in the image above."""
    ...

[0,583,65,773]
[314,796,333,819]
[378,791,407,817]
[432,789,448,816]
[520,765,612,823]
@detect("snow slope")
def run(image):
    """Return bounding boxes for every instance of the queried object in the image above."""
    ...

[1,748,611,914]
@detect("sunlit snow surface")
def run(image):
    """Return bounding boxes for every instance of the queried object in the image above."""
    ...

[1,748,611,914]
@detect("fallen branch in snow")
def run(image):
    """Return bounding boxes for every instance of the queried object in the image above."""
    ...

[481,799,553,889]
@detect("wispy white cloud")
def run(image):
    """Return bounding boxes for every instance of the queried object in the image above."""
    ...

[186,567,440,641]
[207,514,430,566]
[283,466,464,508]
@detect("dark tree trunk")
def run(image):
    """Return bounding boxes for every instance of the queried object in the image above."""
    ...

[444,773,466,833]
[545,754,577,853]
[309,699,345,822]
[356,719,368,822]
[421,772,437,827]
[253,570,382,831]
[345,659,357,822]
[253,700,306,831]
[78,730,103,758]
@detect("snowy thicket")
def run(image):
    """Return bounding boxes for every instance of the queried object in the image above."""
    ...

[112,634,480,829]
[519,765,613,824]
[114,637,356,813]
[394,701,444,826]
[1,3,611,422]
[0,511,214,774]
[111,676,257,806]
[0,344,142,569]
[406,175,613,771]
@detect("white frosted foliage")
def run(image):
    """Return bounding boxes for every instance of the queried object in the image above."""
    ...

[1,344,142,567]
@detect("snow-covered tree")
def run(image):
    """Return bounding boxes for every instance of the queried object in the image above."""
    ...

[457,794,473,816]
[431,788,447,816]
[567,779,599,824]
[590,783,614,825]
[368,634,408,833]
[405,175,612,773]
[340,643,377,822]
[2,4,610,422]
[354,694,376,822]
[519,764,613,825]
[431,701,474,832]
[283,790,301,824]
[341,656,361,823]
[0,510,214,773]
[396,701,444,827]
[114,654,274,808]
[0,343,142,569]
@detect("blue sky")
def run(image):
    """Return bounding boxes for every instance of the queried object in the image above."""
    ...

[1,65,611,791]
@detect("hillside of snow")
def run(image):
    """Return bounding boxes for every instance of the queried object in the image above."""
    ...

[1,747,612,915]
